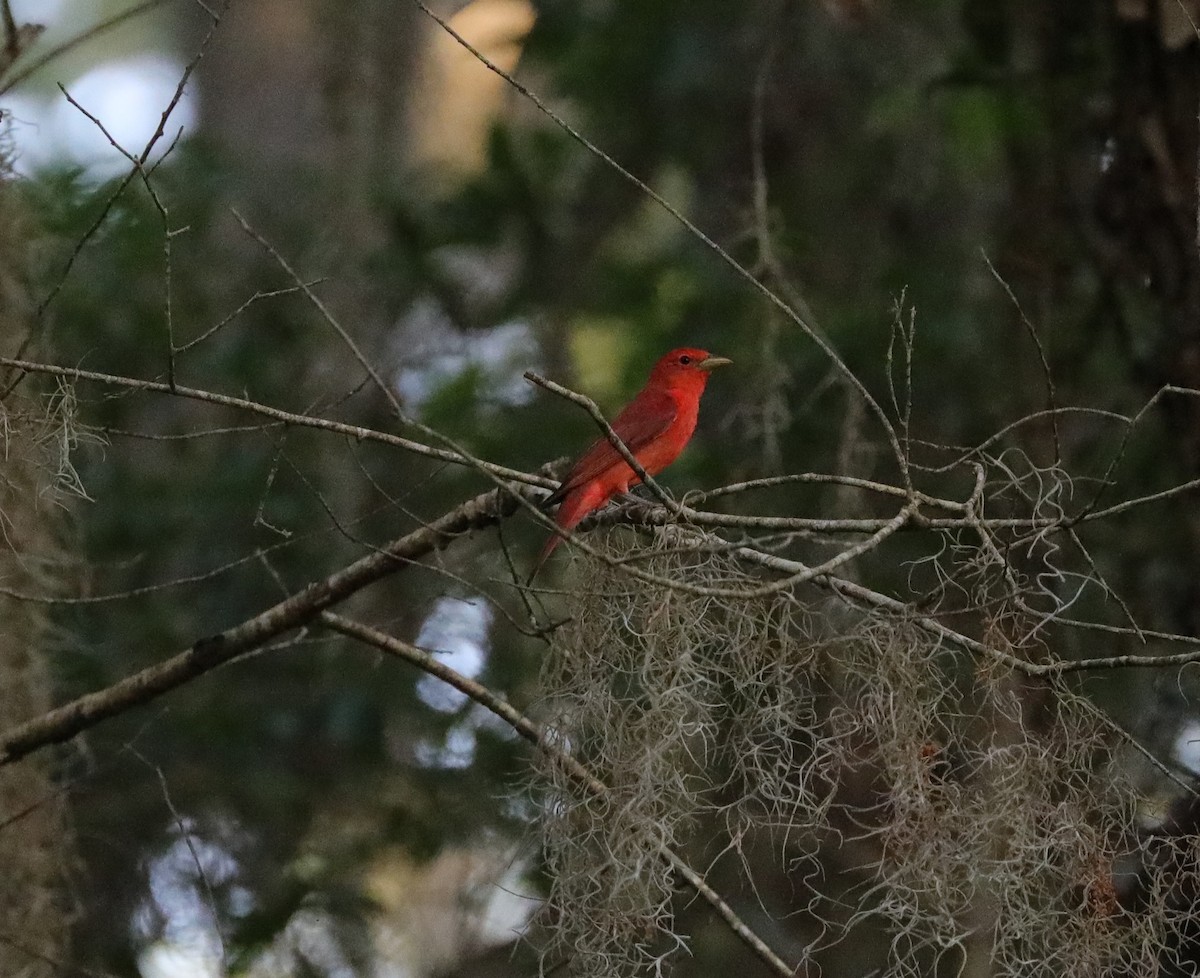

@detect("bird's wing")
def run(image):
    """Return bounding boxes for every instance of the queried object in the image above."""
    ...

[548,388,678,504]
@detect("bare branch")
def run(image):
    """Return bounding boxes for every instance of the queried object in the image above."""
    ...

[0,356,552,488]
[0,484,530,767]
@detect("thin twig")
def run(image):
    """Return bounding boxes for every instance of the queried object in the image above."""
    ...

[178,281,325,354]
[523,370,680,514]
[229,208,408,419]
[135,750,228,967]
[0,0,168,97]
[0,356,552,488]
[55,81,185,386]
[982,250,1063,466]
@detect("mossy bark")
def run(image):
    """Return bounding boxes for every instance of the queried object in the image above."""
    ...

[0,155,74,977]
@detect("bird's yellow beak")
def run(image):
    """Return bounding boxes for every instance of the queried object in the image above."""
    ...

[697,355,732,371]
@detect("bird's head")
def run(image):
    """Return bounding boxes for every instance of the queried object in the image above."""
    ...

[649,347,733,391]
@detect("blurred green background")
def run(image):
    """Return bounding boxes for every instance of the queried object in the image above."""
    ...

[3,0,1200,975]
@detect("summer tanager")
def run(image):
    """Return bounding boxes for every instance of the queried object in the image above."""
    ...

[533,347,732,574]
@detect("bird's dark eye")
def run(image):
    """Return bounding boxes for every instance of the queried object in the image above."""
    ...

[679,355,692,365]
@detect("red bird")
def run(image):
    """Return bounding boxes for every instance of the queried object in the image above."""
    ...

[533,347,732,574]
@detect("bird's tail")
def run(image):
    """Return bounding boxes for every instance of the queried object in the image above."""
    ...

[528,484,605,582]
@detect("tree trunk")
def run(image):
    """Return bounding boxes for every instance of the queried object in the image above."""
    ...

[0,157,75,978]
